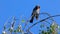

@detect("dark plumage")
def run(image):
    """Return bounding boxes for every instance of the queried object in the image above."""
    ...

[30,5,40,23]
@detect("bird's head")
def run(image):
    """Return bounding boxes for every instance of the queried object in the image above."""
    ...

[36,5,40,9]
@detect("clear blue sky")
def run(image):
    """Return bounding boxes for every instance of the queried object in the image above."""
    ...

[0,0,60,34]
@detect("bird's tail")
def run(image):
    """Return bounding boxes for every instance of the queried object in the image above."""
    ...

[30,16,34,23]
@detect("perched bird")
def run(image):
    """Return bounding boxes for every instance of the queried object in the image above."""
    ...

[30,5,40,23]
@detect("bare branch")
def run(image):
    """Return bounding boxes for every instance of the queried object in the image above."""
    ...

[27,15,60,30]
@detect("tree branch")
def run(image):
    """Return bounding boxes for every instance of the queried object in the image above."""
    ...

[27,15,60,31]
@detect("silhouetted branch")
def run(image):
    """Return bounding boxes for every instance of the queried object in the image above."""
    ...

[27,15,60,31]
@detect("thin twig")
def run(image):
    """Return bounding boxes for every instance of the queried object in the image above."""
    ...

[40,12,55,21]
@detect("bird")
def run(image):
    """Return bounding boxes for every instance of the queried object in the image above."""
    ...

[30,5,40,23]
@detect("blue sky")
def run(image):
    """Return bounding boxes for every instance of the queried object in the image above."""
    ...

[0,0,60,34]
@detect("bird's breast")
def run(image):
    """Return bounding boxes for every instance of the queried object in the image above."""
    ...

[36,9,40,14]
